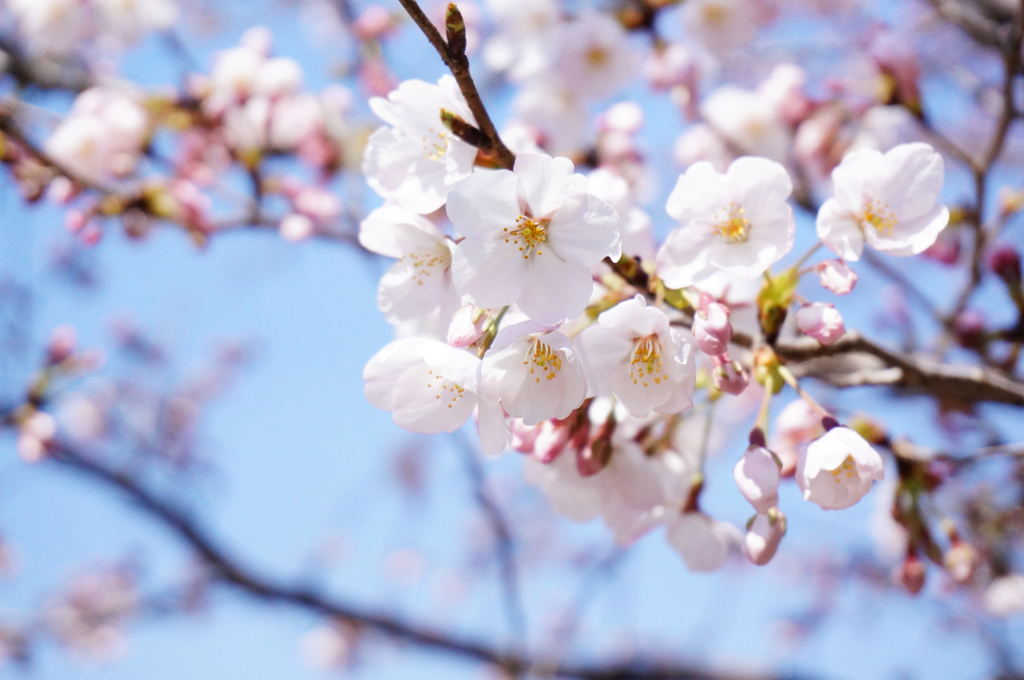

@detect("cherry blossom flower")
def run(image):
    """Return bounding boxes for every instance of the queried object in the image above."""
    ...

[480,321,588,427]
[359,205,460,329]
[482,0,559,80]
[363,76,478,213]
[448,153,621,326]
[816,259,858,295]
[796,303,845,345]
[734,445,780,513]
[984,574,1024,618]
[46,88,149,181]
[682,0,770,54]
[658,157,795,288]
[578,295,695,417]
[667,512,741,572]
[547,9,638,101]
[363,338,484,435]
[674,125,732,172]
[701,86,791,163]
[743,510,786,566]
[816,142,949,260]
[797,425,885,510]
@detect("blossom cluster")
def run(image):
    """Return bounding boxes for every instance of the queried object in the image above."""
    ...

[359,60,953,571]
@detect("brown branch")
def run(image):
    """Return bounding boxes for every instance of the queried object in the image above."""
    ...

[46,443,810,680]
[395,0,516,169]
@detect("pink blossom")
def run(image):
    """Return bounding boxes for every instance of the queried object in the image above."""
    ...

[447,305,490,348]
[816,260,858,295]
[733,445,780,513]
[692,294,732,356]
[796,303,845,345]
[743,510,786,566]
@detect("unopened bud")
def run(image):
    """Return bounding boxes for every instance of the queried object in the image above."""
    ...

[46,324,77,366]
[692,294,732,356]
[577,414,615,476]
[990,244,1022,287]
[816,259,858,295]
[445,3,467,57]
[952,310,985,349]
[896,553,926,595]
[734,446,780,513]
[448,305,490,348]
[743,509,786,566]
[796,303,845,346]
[713,357,749,395]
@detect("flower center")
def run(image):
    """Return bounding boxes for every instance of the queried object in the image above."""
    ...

[701,2,730,26]
[714,203,750,243]
[523,339,562,384]
[400,244,452,286]
[426,369,467,409]
[586,47,609,67]
[630,335,666,387]
[828,455,860,484]
[860,199,897,236]
[421,126,449,162]
[504,215,549,259]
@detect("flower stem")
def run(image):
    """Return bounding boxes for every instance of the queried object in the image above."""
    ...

[794,241,823,269]
[777,365,831,419]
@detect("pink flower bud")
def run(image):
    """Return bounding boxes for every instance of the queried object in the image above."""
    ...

[743,510,786,566]
[953,310,985,349]
[796,303,845,345]
[447,305,490,348]
[816,259,858,296]
[712,357,749,395]
[733,446,781,513]
[692,294,732,356]
[353,5,396,40]
[990,244,1022,287]
[47,324,78,366]
[279,213,315,242]
[896,553,926,595]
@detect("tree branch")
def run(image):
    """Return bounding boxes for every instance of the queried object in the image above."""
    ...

[48,444,807,680]
[394,0,517,169]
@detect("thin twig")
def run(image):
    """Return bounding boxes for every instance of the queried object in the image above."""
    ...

[47,443,807,680]
[394,0,516,169]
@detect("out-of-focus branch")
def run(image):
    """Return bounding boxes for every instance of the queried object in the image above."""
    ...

[450,431,527,648]
[0,35,92,92]
[394,0,516,169]
[49,443,810,680]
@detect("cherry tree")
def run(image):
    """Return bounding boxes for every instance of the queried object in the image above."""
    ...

[0,0,1022,677]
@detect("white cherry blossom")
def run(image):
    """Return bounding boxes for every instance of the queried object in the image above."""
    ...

[481,322,588,427]
[658,157,795,288]
[364,338,482,435]
[816,142,949,260]
[797,425,885,510]
[363,76,478,214]
[577,295,695,418]
[448,153,621,325]
[358,205,460,330]
[46,88,149,182]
